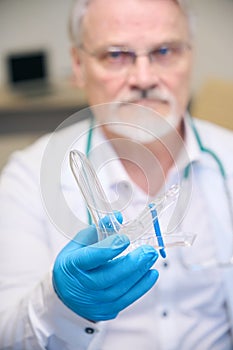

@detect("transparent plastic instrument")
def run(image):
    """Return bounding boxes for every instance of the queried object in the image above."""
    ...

[70,150,196,252]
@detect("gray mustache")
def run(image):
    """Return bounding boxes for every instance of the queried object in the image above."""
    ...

[121,88,170,104]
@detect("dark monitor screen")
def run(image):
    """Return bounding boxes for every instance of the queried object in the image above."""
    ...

[7,51,48,85]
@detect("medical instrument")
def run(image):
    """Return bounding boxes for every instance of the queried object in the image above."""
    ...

[149,205,166,258]
[69,149,196,253]
[81,113,233,268]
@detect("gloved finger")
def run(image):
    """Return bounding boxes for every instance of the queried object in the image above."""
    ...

[76,245,158,290]
[71,233,130,270]
[99,211,123,232]
[90,269,159,321]
[61,225,98,254]
[113,211,123,224]
[112,269,159,314]
[99,267,157,302]
[66,211,124,253]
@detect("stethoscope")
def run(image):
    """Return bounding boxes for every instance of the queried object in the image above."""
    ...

[181,117,233,269]
[184,116,233,228]
[84,115,233,268]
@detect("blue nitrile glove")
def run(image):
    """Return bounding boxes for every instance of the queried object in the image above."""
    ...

[52,218,159,321]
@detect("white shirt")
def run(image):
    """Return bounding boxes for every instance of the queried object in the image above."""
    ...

[0,116,233,349]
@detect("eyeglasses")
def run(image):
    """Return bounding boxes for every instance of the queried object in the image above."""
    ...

[79,42,192,72]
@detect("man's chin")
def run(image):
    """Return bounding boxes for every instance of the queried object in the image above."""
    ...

[102,121,179,145]
[129,99,170,115]
[93,101,182,143]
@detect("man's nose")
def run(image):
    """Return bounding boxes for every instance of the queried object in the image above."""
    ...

[126,55,160,91]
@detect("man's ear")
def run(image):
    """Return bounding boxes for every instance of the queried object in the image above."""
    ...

[71,46,86,88]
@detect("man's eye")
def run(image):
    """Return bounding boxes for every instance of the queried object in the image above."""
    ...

[103,50,132,65]
[157,47,170,56]
[99,50,125,62]
[150,46,174,62]
[108,51,123,59]
[106,51,131,63]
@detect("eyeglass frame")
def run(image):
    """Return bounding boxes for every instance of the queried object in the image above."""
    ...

[78,41,192,72]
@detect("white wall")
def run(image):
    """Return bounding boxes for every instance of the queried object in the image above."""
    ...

[0,0,233,92]
[189,0,233,93]
[0,0,73,86]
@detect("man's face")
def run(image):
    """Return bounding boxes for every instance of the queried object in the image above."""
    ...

[72,0,193,119]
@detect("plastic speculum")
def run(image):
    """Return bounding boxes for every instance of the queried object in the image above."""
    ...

[70,150,196,251]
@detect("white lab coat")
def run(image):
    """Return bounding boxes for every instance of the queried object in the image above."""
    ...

[0,117,233,349]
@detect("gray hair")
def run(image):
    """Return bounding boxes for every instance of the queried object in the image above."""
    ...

[69,0,195,46]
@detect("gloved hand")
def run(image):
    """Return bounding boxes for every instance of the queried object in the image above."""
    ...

[52,218,159,321]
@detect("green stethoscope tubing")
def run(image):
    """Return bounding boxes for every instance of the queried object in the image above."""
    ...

[184,116,233,234]
[183,116,226,179]
[85,116,233,232]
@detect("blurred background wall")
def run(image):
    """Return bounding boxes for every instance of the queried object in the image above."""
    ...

[0,0,72,86]
[189,0,233,131]
[190,0,233,92]
[0,0,233,169]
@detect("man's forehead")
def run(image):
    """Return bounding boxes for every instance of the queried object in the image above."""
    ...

[82,0,189,45]
[82,0,187,26]
[84,0,184,18]
[84,0,184,7]
[69,0,192,46]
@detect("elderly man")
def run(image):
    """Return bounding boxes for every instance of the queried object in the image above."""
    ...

[0,0,233,349]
